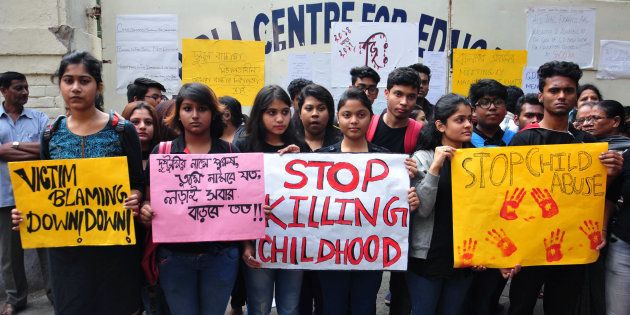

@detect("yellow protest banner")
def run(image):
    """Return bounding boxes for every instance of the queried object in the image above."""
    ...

[182,39,265,106]
[451,143,607,268]
[8,157,135,249]
[452,49,528,96]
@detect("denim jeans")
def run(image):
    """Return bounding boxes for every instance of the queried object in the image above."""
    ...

[158,245,239,315]
[406,271,472,315]
[318,270,383,315]
[606,235,630,315]
[245,267,303,315]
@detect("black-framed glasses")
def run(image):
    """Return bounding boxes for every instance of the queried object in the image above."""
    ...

[476,98,506,109]
[145,94,161,101]
[355,84,378,94]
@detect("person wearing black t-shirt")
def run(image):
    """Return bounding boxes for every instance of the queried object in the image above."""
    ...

[505,61,623,315]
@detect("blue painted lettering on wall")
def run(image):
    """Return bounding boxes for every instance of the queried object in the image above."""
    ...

[192,2,489,58]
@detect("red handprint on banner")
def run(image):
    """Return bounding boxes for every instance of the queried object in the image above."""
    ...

[485,228,518,257]
[499,188,526,220]
[530,188,559,218]
[457,238,477,267]
[543,228,565,262]
[579,220,603,250]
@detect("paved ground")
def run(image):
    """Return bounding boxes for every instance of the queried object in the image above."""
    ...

[18,272,543,314]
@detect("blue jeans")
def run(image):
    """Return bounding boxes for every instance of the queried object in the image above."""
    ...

[318,270,383,315]
[158,245,239,315]
[606,235,630,315]
[406,271,472,315]
[245,267,303,315]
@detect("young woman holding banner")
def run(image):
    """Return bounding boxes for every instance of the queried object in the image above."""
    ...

[138,82,245,315]
[315,88,419,315]
[232,85,305,315]
[11,51,144,314]
[407,93,474,315]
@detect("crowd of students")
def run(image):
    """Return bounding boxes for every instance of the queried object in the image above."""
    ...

[0,50,629,315]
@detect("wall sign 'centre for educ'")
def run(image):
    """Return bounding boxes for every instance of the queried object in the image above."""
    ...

[262,153,410,271]
[150,153,266,242]
[8,157,135,249]
[451,143,608,268]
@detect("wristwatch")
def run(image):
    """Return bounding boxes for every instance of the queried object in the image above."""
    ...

[11,141,19,149]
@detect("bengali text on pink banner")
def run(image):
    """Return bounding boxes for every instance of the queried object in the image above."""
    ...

[150,153,266,242]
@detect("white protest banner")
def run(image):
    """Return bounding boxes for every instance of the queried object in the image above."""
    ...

[597,40,630,79]
[526,7,596,68]
[116,15,180,95]
[260,153,410,270]
[330,22,419,88]
[423,51,448,105]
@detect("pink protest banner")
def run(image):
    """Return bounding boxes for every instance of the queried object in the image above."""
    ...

[150,153,265,242]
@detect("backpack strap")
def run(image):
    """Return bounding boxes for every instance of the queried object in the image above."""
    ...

[42,115,66,142]
[366,114,380,142]
[404,118,423,154]
[111,111,126,133]
[158,141,173,154]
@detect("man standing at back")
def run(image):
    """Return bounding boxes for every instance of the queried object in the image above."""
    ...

[126,77,166,107]
[0,72,50,315]
[507,61,622,314]
[350,66,381,105]
[408,63,433,120]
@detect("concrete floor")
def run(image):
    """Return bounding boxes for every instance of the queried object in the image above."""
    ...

[17,272,544,315]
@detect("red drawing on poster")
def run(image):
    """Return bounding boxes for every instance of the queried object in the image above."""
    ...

[544,228,565,262]
[359,32,388,70]
[531,187,559,218]
[579,220,603,250]
[499,188,526,220]
[485,228,518,257]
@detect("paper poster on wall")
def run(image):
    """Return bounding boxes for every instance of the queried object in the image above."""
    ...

[115,15,180,95]
[286,52,332,90]
[452,49,528,96]
[261,153,410,270]
[150,153,266,242]
[522,67,540,94]
[451,143,608,268]
[9,157,135,249]
[423,51,448,104]
[597,40,630,79]
[330,22,419,88]
[526,7,596,68]
[182,39,265,106]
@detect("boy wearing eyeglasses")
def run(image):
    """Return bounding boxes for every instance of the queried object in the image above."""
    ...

[469,79,515,148]
[349,66,380,105]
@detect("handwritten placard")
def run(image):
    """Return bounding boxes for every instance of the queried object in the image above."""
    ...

[261,153,410,270]
[182,39,265,106]
[452,49,528,96]
[330,22,419,88]
[115,15,180,95]
[526,7,596,68]
[9,157,134,249]
[521,67,540,94]
[597,40,630,79]
[150,153,265,242]
[451,143,608,268]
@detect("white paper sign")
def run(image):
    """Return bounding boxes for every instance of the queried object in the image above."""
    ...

[331,22,419,88]
[423,51,448,105]
[522,67,540,94]
[286,52,332,90]
[526,7,596,68]
[116,15,180,95]
[597,40,630,79]
[260,153,410,270]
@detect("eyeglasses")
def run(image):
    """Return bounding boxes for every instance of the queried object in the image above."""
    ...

[582,115,608,123]
[145,94,161,101]
[475,98,506,109]
[355,84,378,94]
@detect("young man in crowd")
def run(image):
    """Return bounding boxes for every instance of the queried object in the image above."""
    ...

[126,77,166,107]
[500,86,523,133]
[469,79,516,148]
[464,79,513,315]
[506,61,623,315]
[514,93,544,130]
[366,67,422,315]
[0,72,51,315]
[408,63,433,120]
[287,78,313,112]
[350,66,380,105]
